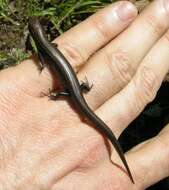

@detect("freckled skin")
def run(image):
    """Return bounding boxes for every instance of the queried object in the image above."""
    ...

[28,17,134,183]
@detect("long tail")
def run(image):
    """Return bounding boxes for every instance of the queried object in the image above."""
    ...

[76,96,134,183]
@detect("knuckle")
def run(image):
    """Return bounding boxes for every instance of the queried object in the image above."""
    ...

[104,50,135,85]
[91,17,112,42]
[59,43,86,69]
[134,66,159,103]
[146,14,166,36]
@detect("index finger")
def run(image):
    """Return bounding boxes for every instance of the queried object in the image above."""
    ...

[54,1,138,69]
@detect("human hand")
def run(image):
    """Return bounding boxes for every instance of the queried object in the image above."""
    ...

[0,0,169,189]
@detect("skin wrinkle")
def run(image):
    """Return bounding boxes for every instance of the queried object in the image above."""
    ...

[132,65,160,107]
[111,51,135,85]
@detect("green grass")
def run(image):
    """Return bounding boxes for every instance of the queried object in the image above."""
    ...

[0,0,147,68]
[0,0,114,32]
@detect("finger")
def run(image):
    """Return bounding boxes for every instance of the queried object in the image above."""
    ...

[127,124,169,189]
[94,29,169,136]
[54,1,137,69]
[78,0,169,109]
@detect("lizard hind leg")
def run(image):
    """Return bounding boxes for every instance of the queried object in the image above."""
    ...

[80,76,93,93]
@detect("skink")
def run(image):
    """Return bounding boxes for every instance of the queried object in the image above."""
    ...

[28,17,134,183]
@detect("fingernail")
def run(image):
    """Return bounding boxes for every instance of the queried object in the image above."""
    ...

[164,0,169,12]
[116,2,137,21]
